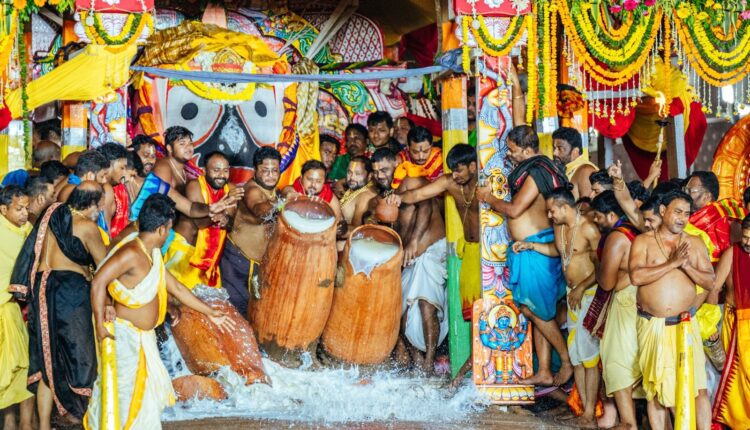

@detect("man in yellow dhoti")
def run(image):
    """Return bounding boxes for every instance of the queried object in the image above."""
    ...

[711,216,750,429]
[84,194,235,430]
[629,191,715,430]
[0,186,33,430]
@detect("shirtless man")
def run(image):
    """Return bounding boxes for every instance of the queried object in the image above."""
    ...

[515,186,600,427]
[86,194,234,429]
[221,147,282,316]
[629,190,715,430]
[153,126,195,193]
[339,156,376,233]
[477,125,571,387]
[173,152,237,288]
[57,150,110,202]
[552,127,597,200]
[12,182,109,429]
[589,170,613,199]
[590,191,641,430]
[368,148,447,374]
[130,135,158,177]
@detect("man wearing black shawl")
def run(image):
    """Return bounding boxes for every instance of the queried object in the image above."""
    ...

[9,181,108,429]
[477,125,573,387]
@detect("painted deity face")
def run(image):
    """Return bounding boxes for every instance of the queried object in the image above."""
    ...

[0,195,30,227]
[497,316,511,330]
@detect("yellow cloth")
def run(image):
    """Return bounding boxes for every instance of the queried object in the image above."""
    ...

[457,239,481,321]
[601,285,643,396]
[637,313,707,408]
[567,285,600,369]
[713,306,750,429]
[0,216,33,409]
[696,303,722,341]
[5,44,136,119]
[84,233,174,430]
[164,232,208,289]
[565,156,597,180]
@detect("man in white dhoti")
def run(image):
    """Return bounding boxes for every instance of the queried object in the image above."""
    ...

[84,194,234,430]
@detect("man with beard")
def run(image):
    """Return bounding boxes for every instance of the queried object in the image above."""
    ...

[172,152,236,289]
[0,186,34,430]
[221,147,281,316]
[589,191,642,430]
[328,124,368,182]
[552,127,597,200]
[515,186,600,428]
[10,182,109,430]
[683,171,746,265]
[629,190,714,430]
[25,176,56,225]
[386,144,481,334]
[284,160,343,221]
[392,126,444,189]
[712,215,750,429]
[339,156,376,233]
[369,148,447,374]
[131,135,157,177]
[477,125,571,387]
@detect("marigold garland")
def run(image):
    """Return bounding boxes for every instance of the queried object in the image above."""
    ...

[525,1,538,124]
[462,16,471,74]
[470,14,528,57]
[176,62,258,102]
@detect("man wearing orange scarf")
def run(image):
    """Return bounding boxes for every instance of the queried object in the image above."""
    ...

[712,216,750,429]
[683,171,746,265]
[172,152,235,288]
[392,126,444,190]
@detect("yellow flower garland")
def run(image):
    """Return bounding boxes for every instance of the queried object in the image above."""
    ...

[559,0,661,86]
[526,2,538,124]
[470,14,529,57]
[548,2,558,118]
[676,20,750,86]
[462,16,471,74]
[595,2,633,41]
[542,0,550,117]
[175,62,258,102]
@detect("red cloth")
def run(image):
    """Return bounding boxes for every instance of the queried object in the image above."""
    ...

[110,184,130,239]
[293,177,334,203]
[399,24,438,68]
[0,101,12,132]
[689,199,746,262]
[733,244,750,310]
[406,113,442,139]
[592,102,636,139]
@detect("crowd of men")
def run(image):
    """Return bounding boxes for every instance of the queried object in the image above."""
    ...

[1,108,750,430]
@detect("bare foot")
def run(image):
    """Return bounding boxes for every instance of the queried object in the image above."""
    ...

[552,361,574,386]
[520,369,554,386]
[566,415,599,429]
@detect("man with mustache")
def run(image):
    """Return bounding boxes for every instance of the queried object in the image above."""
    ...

[629,190,715,430]
[131,135,157,177]
[339,156,376,233]
[552,127,597,200]
[172,152,237,288]
[221,147,282,316]
[712,215,750,429]
[284,160,343,221]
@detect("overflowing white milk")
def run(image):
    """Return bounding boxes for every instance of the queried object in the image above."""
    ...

[162,354,487,423]
[283,210,335,233]
[349,237,400,278]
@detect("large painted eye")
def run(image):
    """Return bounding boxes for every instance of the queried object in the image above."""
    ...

[237,85,285,147]
[165,85,222,145]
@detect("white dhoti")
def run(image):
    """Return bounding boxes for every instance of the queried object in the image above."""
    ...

[401,238,448,352]
[84,319,175,430]
[84,233,176,430]
[567,285,600,368]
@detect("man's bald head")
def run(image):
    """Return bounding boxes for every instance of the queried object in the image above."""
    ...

[33,140,61,167]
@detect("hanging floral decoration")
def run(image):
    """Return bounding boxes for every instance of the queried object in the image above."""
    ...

[79,11,153,46]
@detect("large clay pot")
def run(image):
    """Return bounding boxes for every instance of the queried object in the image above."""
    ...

[250,198,337,352]
[375,198,399,223]
[322,225,403,364]
[172,375,227,402]
[172,287,267,385]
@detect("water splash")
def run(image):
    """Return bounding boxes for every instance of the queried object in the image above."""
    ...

[163,358,488,423]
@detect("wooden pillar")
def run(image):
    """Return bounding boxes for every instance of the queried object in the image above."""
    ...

[666,114,687,178]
